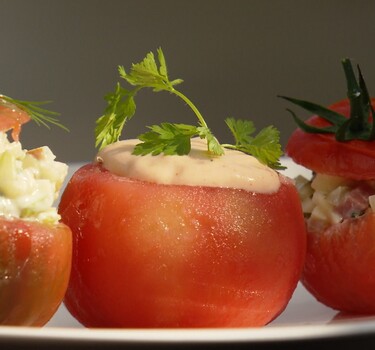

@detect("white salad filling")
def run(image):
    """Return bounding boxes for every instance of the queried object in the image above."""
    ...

[0,132,68,224]
[295,173,375,232]
[96,138,281,193]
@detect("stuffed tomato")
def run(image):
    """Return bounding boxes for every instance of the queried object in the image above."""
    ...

[59,138,306,328]
[0,96,72,326]
[283,58,375,314]
[59,48,306,328]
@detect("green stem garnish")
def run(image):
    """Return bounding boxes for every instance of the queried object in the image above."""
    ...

[95,48,284,169]
[0,94,68,131]
[278,58,375,142]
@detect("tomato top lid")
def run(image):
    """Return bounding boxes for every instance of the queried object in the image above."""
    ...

[279,59,375,180]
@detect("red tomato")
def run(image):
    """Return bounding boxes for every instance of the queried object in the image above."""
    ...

[0,218,72,326]
[302,212,375,314]
[58,163,306,328]
[286,99,375,181]
[286,98,375,314]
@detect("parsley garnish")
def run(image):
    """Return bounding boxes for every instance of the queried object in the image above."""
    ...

[278,58,375,142]
[223,118,283,169]
[95,48,284,169]
[0,94,67,131]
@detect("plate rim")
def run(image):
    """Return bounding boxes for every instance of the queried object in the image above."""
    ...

[1,316,375,344]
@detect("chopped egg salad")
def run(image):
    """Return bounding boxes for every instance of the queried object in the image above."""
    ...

[0,132,67,223]
[295,173,375,232]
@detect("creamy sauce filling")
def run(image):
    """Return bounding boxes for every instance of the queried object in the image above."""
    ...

[96,138,280,193]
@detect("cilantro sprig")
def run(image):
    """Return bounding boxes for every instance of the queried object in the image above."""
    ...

[95,48,284,169]
[278,58,375,142]
[0,94,67,131]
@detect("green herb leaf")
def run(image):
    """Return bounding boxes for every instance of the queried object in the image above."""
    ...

[0,95,67,131]
[225,118,256,145]
[134,123,198,156]
[119,49,183,92]
[95,47,224,156]
[196,124,224,156]
[96,48,283,169]
[95,82,136,150]
[224,118,284,169]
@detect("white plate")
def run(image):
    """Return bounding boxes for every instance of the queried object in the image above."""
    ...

[1,159,375,347]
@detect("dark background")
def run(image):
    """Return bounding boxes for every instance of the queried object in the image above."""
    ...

[1,0,375,163]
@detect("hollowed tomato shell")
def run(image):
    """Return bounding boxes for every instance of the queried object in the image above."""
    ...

[0,218,72,326]
[59,163,306,328]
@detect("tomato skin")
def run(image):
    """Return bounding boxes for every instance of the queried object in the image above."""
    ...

[302,212,375,314]
[58,163,306,328]
[0,218,72,326]
[287,98,375,314]
[286,99,375,180]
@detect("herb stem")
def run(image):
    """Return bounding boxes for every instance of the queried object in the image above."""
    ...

[171,88,208,128]
[221,143,235,149]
